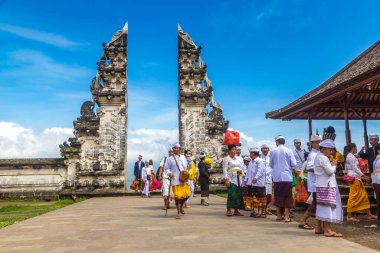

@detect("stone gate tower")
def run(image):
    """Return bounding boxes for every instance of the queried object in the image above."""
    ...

[178,25,229,173]
[60,23,128,193]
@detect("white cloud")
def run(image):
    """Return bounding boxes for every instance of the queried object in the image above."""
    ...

[0,122,74,158]
[127,128,178,163]
[0,23,86,48]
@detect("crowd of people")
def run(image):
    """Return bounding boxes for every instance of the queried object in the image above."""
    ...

[132,144,213,219]
[131,133,380,238]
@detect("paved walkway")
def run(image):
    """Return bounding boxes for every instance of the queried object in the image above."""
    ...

[0,195,378,253]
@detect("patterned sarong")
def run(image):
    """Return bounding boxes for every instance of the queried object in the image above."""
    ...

[227,183,245,209]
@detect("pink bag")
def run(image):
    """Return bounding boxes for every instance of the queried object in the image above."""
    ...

[316,186,337,207]
[152,179,161,190]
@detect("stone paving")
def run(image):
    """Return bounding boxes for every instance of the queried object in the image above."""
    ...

[0,195,378,253]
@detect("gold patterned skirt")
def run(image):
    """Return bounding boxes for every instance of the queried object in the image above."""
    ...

[172,184,191,200]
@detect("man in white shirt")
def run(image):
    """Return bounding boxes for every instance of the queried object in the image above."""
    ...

[160,149,173,210]
[293,139,306,191]
[246,147,267,218]
[260,144,272,214]
[298,134,322,231]
[269,135,297,222]
[165,143,190,219]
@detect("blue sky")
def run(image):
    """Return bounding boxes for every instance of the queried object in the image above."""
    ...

[1,0,380,181]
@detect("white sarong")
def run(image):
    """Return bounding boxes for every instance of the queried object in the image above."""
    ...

[161,178,171,198]
[142,180,150,196]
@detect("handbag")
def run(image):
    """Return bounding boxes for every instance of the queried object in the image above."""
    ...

[343,174,355,184]
[224,130,240,145]
[316,185,337,207]
[147,174,151,181]
[152,179,161,190]
[173,155,189,183]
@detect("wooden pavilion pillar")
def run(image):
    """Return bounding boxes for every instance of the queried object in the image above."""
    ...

[343,108,351,145]
[363,117,369,150]
[307,112,313,139]
[341,95,352,145]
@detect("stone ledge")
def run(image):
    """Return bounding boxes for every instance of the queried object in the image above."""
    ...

[0,158,65,166]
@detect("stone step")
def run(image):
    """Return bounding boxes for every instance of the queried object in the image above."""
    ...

[342,203,377,214]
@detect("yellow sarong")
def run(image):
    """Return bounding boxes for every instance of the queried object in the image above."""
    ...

[347,179,370,213]
[172,184,191,200]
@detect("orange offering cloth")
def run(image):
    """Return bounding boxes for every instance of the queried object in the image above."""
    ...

[347,179,370,213]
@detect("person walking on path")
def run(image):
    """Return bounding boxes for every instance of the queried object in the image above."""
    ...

[314,139,344,238]
[223,145,245,217]
[142,160,153,197]
[159,149,173,210]
[165,143,190,219]
[269,135,297,223]
[134,155,144,192]
[298,134,322,231]
[344,143,377,222]
[185,149,197,208]
[198,152,211,206]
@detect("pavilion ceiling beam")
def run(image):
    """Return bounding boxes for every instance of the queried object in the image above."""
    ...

[318,104,380,109]
[271,71,380,119]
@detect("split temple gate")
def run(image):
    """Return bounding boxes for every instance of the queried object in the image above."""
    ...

[266,39,380,149]
[0,23,229,197]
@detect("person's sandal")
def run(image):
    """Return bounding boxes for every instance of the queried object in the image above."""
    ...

[324,232,343,238]
[250,212,258,218]
[233,211,244,216]
[175,215,181,219]
[226,210,233,216]
[298,223,314,230]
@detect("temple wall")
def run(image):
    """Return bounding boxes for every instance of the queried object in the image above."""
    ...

[0,159,67,198]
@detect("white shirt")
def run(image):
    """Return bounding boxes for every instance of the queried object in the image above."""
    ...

[269,145,297,182]
[159,156,169,179]
[223,156,244,186]
[307,148,319,193]
[142,165,153,181]
[314,153,337,187]
[236,155,244,165]
[372,155,380,184]
[345,153,363,180]
[293,148,306,171]
[261,153,272,190]
[246,157,266,187]
[165,154,187,186]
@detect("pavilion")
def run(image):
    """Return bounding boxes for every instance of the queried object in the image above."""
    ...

[266,39,380,149]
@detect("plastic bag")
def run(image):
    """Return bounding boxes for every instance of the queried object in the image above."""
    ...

[296,182,308,203]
